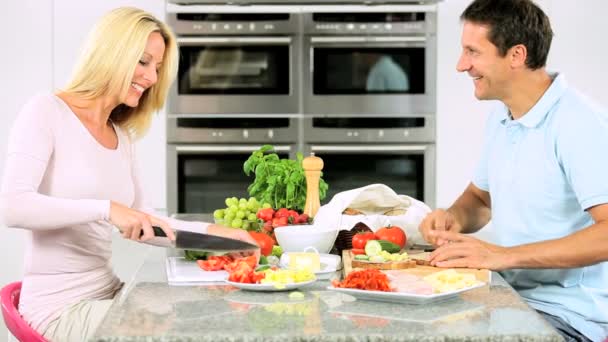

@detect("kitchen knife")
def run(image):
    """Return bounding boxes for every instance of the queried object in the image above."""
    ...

[411,243,435,252]
[144,226,259,253]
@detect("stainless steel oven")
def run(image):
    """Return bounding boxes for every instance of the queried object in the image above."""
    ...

[165,2,440,214]
[167,116,298,143]
[167,144,296,214]
[170,1,440,4]
[303,8,437,115]
[167,115,299,213]
[167,11,300,114]
[303,116,435,207]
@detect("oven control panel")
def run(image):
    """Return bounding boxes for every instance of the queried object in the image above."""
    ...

[304,11,434,35]
[314,21,424,34]
[167,13,298,35]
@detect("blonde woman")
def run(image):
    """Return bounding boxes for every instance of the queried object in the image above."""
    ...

[0,7,258,342]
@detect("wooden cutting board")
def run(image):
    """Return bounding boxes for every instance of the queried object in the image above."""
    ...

[351,258,416,270]
[342,250,491,283]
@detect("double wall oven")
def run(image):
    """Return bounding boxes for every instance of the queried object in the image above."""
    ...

[167,11,300,114]
[166,10,301,214]
[166,2,438,215]
[303,116,435,206]
[303,10,436,115]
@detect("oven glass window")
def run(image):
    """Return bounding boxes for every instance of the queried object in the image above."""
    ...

[313,48,425,94]
[319,152,424,202]
[178,152,289,213]
[179,45,290,94]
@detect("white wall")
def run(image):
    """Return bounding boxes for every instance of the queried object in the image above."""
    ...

[0,1,164,340]
[1,0,608,340]
[434,0,608,241]
[0,1,53,340]
[52,0,167,210]
[435,0,608,209]
[435,0,494,208]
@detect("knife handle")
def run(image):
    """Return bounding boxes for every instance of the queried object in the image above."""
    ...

[139,226,168,237]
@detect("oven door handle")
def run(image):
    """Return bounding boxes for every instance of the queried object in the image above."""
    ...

[177,37,292,45]
[310,145,428,153]
[175,145,292,154]
[310,36,426,44]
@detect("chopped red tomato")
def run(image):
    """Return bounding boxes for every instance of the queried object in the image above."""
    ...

[210,255,233,264]
[196,255,234,271]
[224,256,253,273]
[197,259,224,271]
[243,255,257,268]
[197,254,260,284]
[228,262,254,283]
[251,271,266,283]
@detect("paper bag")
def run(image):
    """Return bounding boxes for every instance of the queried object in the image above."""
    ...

[313,184,431,247]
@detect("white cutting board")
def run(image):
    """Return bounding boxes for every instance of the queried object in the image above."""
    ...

[165,256,228,286]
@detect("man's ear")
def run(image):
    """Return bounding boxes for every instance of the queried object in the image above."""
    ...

[509,44,527,68]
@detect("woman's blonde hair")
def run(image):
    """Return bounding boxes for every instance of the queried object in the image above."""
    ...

[63,7,178,139]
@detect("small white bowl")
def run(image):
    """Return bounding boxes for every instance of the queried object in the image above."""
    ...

[280,252,342,280]
[274,224,338,254]
[280,252,342,272]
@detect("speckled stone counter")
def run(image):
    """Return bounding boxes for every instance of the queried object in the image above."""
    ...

[91,249,562,342]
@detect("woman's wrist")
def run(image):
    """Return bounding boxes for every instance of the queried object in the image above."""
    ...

[103,200,113,221]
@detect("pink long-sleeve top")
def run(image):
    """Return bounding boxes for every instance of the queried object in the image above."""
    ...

[0,94,208,333]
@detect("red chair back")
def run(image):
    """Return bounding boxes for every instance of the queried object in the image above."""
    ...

[1,282,47,342]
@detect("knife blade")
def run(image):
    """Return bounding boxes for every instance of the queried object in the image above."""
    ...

[145,226,259,253]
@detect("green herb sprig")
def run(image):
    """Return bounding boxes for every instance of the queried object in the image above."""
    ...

[243,145,328,211]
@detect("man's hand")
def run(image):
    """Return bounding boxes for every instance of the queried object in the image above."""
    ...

[428,230,512,271]
[109,201,175,242]
[207,224,261,261]
[419,209,463,247]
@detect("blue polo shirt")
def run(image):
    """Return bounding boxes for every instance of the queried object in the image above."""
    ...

[473,73,608,341]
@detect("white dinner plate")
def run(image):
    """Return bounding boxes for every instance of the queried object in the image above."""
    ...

[315,268,341,280]
[225,278,316,292]
[327,282,486,305]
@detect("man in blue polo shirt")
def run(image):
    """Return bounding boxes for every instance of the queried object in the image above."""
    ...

[419,0,608,341]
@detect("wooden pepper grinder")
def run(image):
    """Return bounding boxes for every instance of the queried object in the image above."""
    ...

[302,152,324,218]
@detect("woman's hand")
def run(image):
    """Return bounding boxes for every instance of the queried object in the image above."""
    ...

[109,201,175,241]
[207,224,261,260]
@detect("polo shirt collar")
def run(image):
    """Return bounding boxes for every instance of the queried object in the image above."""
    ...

[500,72,568,128]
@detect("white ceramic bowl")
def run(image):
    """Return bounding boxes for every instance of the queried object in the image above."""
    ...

[274,224,338,254]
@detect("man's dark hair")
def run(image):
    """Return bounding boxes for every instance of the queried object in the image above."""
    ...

[461,0,553,70]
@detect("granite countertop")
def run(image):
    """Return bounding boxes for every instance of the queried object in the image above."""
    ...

[91,214,563,342]
[92,253,562,342]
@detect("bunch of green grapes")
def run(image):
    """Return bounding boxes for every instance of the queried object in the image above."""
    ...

[213,197,271,230]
